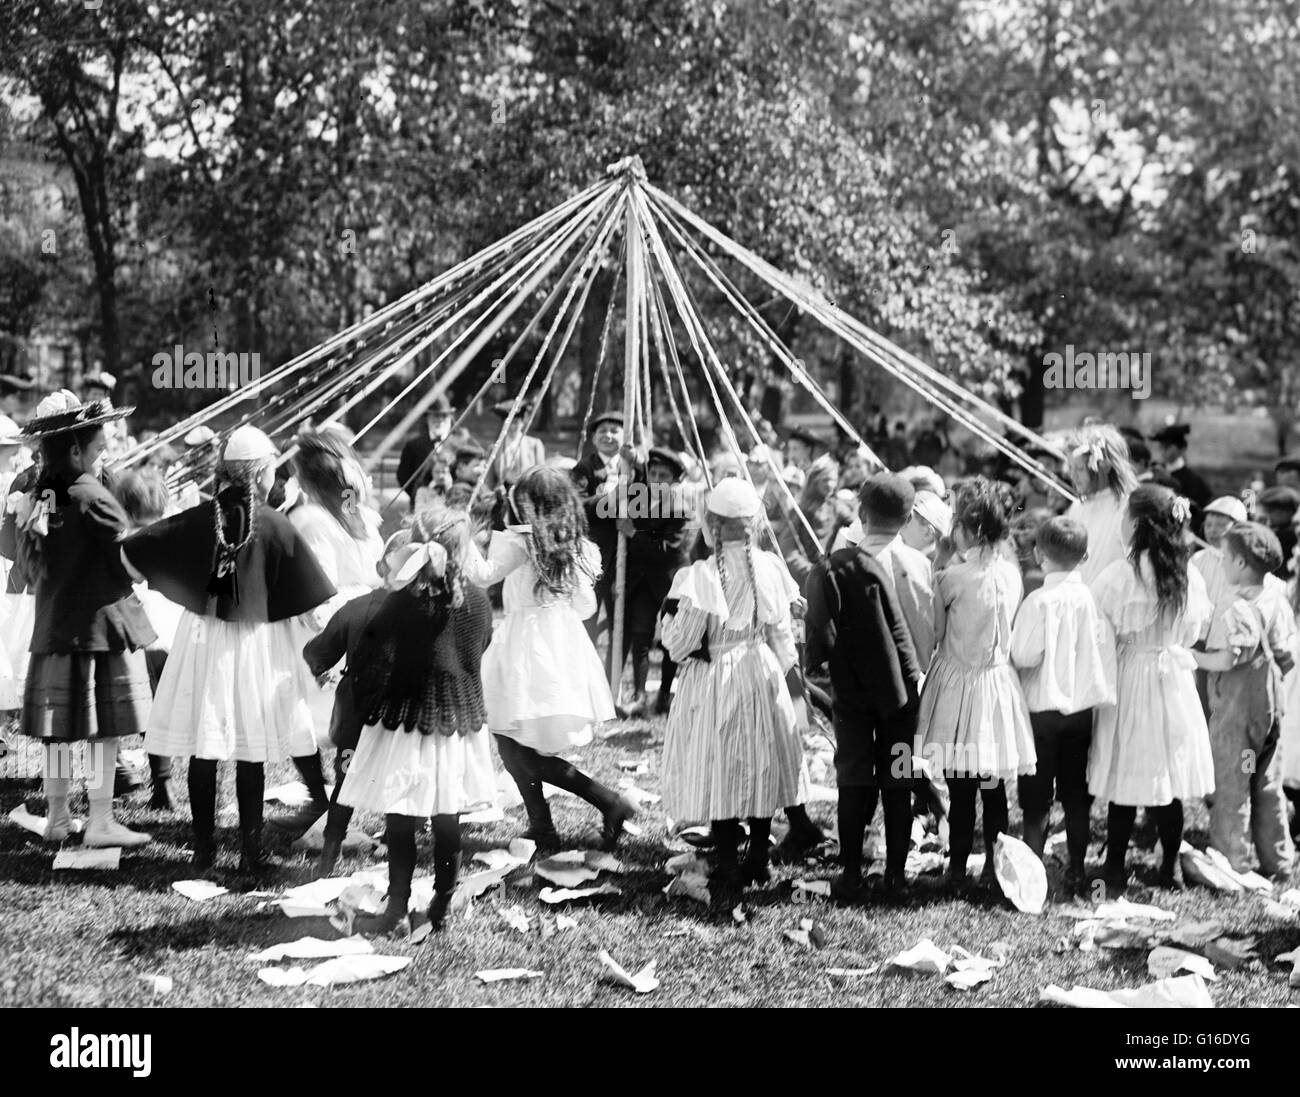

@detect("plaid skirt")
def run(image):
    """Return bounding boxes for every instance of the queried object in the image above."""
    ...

[20,650,152,742]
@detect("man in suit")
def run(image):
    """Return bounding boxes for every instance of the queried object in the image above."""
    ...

[397,394,456,509]
[570,411,629,654]
[1150,423,1212,508]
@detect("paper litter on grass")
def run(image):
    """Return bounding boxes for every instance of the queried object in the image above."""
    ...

[993,833,1047,914]
[1094,897,1176,922]
[499,906,531,934]
[172,879,229,902]
[292,813,375,854]
[782,919,828,950]
[539,884,621,904]
[471,838,537,874]
[475,968,543,984]
[263,781,317,807]
[555,914,578,931]
[460,804,507,825]
[616,758,649,774]
[1179,842,1272,893]
[884,938,952,976]
[616,781,661,806]
[250,936,374,964]
[258,955,411,988]
[1276,948,1300,988]
[827,967,881,979]
[1148,946,1217,982]
[1043,973,1214,1009]
[8,804,84,839]
[792,879,831,898]
[598,949,659,994]
[53,847,120,871]
[535,850,622,888]
[138,974,174,996]
[663,873,710,904]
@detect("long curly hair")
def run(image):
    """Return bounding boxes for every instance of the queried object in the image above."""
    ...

[1066,423,1138,499]
[1127,483,1190,621]
[954,476,1015,549]
[290,425,370,540]
[508,465,594,600]
[350,507,472,733]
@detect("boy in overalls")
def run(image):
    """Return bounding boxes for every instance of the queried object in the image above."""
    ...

[1193,522,1297,881]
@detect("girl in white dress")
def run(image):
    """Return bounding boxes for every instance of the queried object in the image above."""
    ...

[462,465,633,853]
[660,478,805,911]
[1065,424,1138,587]
[338,508,496,936]
[272,426,384,834]
[124,426,335,874]
[1088,484,1214,896]
[919,477,1035,892]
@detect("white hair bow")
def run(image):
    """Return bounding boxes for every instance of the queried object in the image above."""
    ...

[1170,496,1192,525]
[387,541,448,589]
[1071,438,1105,473]
[10,489,55,537]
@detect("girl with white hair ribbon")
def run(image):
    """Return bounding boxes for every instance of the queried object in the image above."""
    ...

[122,425,335,875]
[659,477,806,914]
[1064,424,1138,586]
[335,508,496,935]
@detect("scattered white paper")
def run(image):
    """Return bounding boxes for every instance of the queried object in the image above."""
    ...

[499,906,531,934]
[993,833,1047,915]
[9,804,84,839]
[792,879,831,898]
[292,814,374,854]
[665,852,709,877]
[662,873,710,904]
[475,968,543,984]
[884,938,951,976]
[826,967,880,979]
[1148,946,1217,982]
[263,781,315,807]
[945,968,992,991]
[535,850,623,888]
[460,804,507,825]
[1094,897,1176,922]
[598,949,659,994]
[1044,831,1069,861]
[1042,974,1214,1009]
[616,759,649,774]
[53,847,120,871]
[258,967,311,987]
[138,974,174,996]
[616,781,661,806]
[263,955,411,987]
[783,918,828,949]
[171,879,229,902]
[1179,842,1266,893]
[250,936,374,963]
[539,884,621,904]
[336,883,384,916]
[556,914,578,932]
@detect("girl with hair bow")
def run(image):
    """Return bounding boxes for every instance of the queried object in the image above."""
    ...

[1064,423,1139,587]
[334,507,496,936]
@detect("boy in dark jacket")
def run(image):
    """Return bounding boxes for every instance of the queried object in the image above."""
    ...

[805,542,922,902]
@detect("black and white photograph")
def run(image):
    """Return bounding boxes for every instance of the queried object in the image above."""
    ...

[1,0,1298,1047]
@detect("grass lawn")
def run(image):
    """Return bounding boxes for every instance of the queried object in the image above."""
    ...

[1,711,1297,1009]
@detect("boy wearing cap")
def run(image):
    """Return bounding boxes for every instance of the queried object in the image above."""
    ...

[1192,523,1296,880]
[616,447,691,717]
[571,411,628,650]
[1192,495,1250,612]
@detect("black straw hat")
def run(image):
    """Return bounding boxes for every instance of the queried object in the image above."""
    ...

[19,390,132,438]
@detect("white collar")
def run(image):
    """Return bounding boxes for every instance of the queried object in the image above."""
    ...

[1042,570,1082,589]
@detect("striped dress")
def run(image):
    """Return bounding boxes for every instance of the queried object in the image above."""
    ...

[660,543,807,821]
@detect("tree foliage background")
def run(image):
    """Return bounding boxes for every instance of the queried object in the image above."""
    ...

[1,0,1297,443]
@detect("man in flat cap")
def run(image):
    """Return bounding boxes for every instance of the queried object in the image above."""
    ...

[616,446,691,716]
[571,411,630,651]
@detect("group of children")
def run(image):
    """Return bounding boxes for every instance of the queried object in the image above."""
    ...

[2,397,1296,935]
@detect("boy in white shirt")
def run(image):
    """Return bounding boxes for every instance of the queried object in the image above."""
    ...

[1010,516,1115,895]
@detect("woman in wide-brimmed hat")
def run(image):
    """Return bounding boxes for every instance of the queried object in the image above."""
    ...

[0,391,155,848]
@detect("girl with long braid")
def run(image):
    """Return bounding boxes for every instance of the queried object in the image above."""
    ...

[462,465,635,853]
[1088,484,1214,896]
[659,478,805,914]
[268,425,384,836]
[123,426,334,874]
[335,507,495,935]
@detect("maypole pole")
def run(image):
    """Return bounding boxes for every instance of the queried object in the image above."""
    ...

[608,154,646,700]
